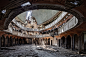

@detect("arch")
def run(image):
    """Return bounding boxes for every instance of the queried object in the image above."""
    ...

[6,36,9,47]
[15,38,17,45]
[19,38,22,45]
[13,37,15,46]
[48,38,50,45]
[74,34,79,50]
[17,38,19,45]
[9,36,13,46]
[1,35,5,47]
[66,35,71,49]
[61,36,65,48]
[45,38,47,45]
[3,4,84,30]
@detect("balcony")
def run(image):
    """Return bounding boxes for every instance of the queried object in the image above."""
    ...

[58,16,78,34]
[4,25,50,38]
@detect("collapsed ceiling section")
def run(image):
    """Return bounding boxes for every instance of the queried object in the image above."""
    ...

[16,9,59,25]
[32,9,59,25]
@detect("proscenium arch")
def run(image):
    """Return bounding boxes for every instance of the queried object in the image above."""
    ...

[4,4,84,29]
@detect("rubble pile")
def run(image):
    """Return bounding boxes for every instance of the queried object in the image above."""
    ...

[0,45,86,57]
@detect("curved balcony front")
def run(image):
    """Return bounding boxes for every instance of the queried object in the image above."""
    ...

[4,25,50,38]
[58,16,78,34]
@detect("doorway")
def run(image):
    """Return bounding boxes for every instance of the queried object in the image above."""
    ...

[51,40,52,45]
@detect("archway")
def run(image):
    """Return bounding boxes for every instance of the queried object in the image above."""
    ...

[48,38,50,45]
[10,36,13,46]
[19,38,22,45]
[74,34,78,50]
[1,35,5,47]
[12,37,15,46]
[6,36,9,47]
[61,36,65,48]
[66,35,71,49]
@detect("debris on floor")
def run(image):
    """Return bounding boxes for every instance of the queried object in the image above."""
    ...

[0,45,86,57]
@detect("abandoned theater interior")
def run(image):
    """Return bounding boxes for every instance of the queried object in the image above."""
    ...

[0,0,86,57]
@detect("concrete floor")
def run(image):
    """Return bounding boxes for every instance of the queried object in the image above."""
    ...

[0,45,86,57]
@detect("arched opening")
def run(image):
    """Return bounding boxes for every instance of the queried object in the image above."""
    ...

[15,38,17,45]
[45,38,47,45]
[19,38,21,45]
[1,35,5,47]
[6,36,9,47]
[66,35,71,49]
[61,36,65,48]
[10,36,13,46]
[51,40,53,45]
[28,38,32,44]
[48,38,50,45]
[13,37,15,46]
[17,38,19,45]
[74,34,78,50]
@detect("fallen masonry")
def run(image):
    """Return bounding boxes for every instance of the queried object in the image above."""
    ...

[0,45,86,57]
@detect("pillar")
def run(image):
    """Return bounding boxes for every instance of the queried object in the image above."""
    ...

[65,38,67,49]
[6,37,8,47]
[60,39,61,47]
[8,37,10,46]
[2,36,5,47]
[32,39,33,44]
[21,38,22,44]
[10,37,13,46]
[18,38,19,45]
[5,37,8,47]
[17,38,18,45]
[72,36,75,50]
[78,35,82,53]
[13,38,15,46]
[0,36,1,49]
[22,38,23,44]
[12,38,13,46]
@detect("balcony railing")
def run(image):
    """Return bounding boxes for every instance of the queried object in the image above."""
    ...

[58,16,78,34]
[44,12,67,29]
[12,19,39,31]
[4,25,50,38]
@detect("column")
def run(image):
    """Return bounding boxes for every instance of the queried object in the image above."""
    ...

[10,37,13,46]
[2,35,5,47]
[17,38,18,45]
[65,38,67,49]
[18,38,19,45]
[22,39,24,44]
[78,36,82,53]
[16,38,17,45]
[6,37,8,47]
[72,36,75,50]
[12,38,13,46]
[0,36,1,49]
[32,39,33,44]
[2,36,5,47]
[60,39,61,47]
[21,38,22,44]
[5,37,7,47]
[8,37,10,46]
[13,38,15,46]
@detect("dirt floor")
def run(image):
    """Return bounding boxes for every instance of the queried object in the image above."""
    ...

[0,45,86,57]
